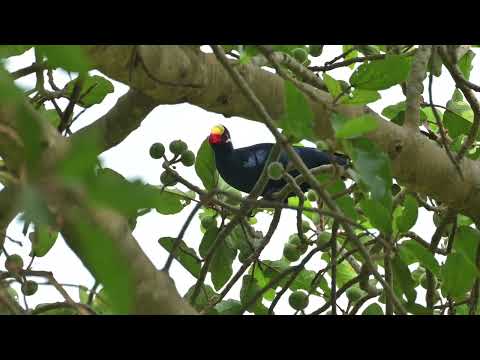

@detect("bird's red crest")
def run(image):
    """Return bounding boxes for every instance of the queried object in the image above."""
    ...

[209,133,222,144]
[208,125,225,144]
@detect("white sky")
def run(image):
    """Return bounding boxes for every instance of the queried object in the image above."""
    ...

[2,45,479,315]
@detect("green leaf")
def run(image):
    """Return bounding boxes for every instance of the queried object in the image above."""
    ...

[356,45,381,56]
[456,304,469,315]
[443,110,472,139]
[349,138,393,210]
[199,224,236,290]
[360,199,392,234]
[333,261,357,288]
[6,287,18,302]
[0,45,32,59]
[382,101,428,127]
[404,302,430,315]
[382,102,407,119]
[184,284,218,314]
[210,238,237,290]
[458,50,475,80]
[279,80,315,141]
[330,112,348,133]
[58,134,100,182]
[64,75,114,107]
[441,252,478,299]
[35,304,79,315]
[251,265,276,301]
[457,214,474,227]
[287,196,320,224]
[20,186,53,227]
[215,299,243,315]
[238,46,259,64]
[38,107,61,128]
[321,176,357,221]
[291,269,319,293]
[439,224,480,300]
[195,139,218,191]
[199,225,219,258]
[88,169,184,217]
[341,89,381,105]
[36,45,90,73]
[72,221,135,314]
[158,237,202,278]
[79,287,89,304]
[153,191,185,215]
[391,255,417,303]
[0,66,23,102]
[164,188,197,203]
[335,115,378,139]
[226,224,253,260]
[452,89,464,102]
[350,55,412,90]
[453,226,480,270]
[91,288,114,314]
[272,45,308,56]
[240,275,266,314]
[221,45,236,53]
[342,45,358,69]
[261,259,323,296]
[395,194,418,233]
[398,240,441,277]
[217,176,243,206]
[447,97,473,118]
[445,98,476,141]
[362,303,384,315]
[30,223,58,257]
[323,73,343,98]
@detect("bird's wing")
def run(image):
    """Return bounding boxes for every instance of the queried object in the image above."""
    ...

[278,146,349,169]
[234,143,348,170]
[234,143,274,169]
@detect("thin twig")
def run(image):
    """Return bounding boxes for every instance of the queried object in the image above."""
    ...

[330,221,339,315]
[426,209,456,312]
[163,201,203,273]
[29,301,96,315]
[24,270,91,315]
[309,54,387,72]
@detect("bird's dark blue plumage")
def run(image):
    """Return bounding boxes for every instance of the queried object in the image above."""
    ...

[208,125,349,198]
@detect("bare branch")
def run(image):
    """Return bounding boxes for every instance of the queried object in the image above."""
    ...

[404,45,432,129]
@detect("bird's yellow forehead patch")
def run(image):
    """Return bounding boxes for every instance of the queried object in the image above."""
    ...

[211,125,225,135]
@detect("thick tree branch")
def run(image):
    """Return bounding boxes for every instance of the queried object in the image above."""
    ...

[0,100,196,315]
[72,89,158,153]
[404,45,431,129]
[56,195,196,314]
[78,45,480,224]
[0,186,21,250]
